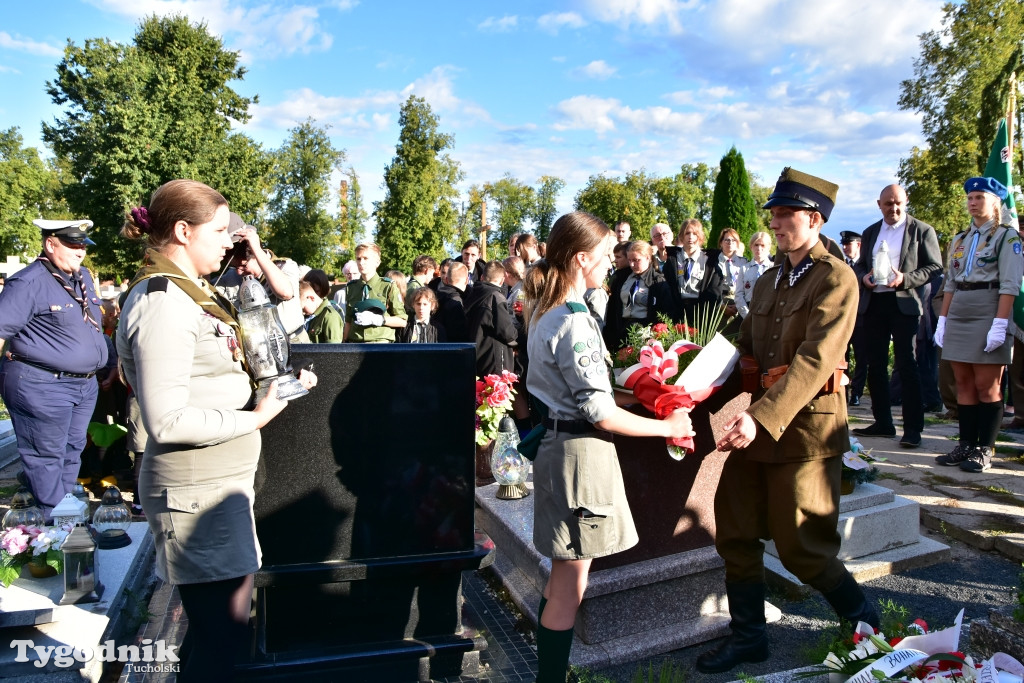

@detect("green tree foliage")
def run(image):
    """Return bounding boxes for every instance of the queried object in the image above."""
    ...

[0,128,67,259]
[374,95,463,272]
[653,163,715,229]
[337,165,369,266]
[898,0,1024,244]
[42,14,270,278]
[483,174,536,257]
[264,119,346,271]
[574,170,663,236]
[533,175,566,242]
[710,146,759,247]
[747,172,774,233]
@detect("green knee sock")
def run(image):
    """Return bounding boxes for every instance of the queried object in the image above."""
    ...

[536,622,574,683]
[976,400,1004,448]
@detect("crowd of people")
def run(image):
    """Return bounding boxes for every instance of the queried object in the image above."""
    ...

[0,167,1018,681]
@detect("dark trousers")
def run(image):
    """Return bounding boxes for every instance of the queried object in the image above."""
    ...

[0,361,97,518]
[848,321,868,399]
[714,453,847,589]
[864,293,923,433]
[177,574,254,682]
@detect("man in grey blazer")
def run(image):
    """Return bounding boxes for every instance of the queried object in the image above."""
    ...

[852,184,941,447]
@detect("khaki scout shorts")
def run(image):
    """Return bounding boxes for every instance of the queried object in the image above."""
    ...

[532,430,639,560]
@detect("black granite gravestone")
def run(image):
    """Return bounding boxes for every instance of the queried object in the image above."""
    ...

[236,344,494,681]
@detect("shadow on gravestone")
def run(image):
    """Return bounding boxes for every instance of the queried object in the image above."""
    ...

[247,344,487,676]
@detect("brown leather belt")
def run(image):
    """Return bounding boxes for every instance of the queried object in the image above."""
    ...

[740,355,846,396]
[955,281,999,291]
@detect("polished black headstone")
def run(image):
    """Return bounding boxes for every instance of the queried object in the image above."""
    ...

[242,344,492,680]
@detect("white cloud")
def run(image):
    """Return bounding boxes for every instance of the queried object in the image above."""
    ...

[0,65,21,74]
[478,15,518,32]
[582,0,694,35]
[537,11,587,33]
[89,0,338,58]
[664,86,735,105]
[249,87,403,130]
[572,60,617,80]
[0,31,63,57]
[552,96,621,134]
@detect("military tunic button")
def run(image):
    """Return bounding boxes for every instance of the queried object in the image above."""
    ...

[775,318,781,323]
[779,301,785,306]
[772,334,778,340]
[779,426,784,432]
[768,352,775,358]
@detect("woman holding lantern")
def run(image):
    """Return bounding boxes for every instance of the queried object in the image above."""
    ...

[116,179,316,681]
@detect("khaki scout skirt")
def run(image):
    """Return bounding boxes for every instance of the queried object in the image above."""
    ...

[139,431,262,585]
[532,430,638,561]
[943,288,1012,365]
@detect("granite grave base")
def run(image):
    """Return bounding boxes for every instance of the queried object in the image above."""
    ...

[0,522,154,682]
[476,483,782,670]
[763,483,950,596]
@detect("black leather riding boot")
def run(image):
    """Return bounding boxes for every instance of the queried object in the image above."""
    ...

[695,583,771,674]
[820,571,880,629]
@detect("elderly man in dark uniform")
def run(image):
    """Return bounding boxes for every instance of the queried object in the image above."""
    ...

[0,219,108,519]
[696,169,878,674]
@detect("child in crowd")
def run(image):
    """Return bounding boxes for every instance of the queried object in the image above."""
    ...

[300,280,344,343]
[400,287,447,343]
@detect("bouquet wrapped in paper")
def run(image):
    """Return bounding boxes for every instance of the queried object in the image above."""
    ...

[617,332,739,459]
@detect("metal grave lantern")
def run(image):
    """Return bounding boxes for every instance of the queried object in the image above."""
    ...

[490,417,530,500]
[60,522,103,604]
[92,486,132,549]
[2,487,45,530]
[235,276,308,402]
[72,483,92,522]
[52,493,89,528]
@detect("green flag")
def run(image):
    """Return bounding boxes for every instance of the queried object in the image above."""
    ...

[984,117,1018,228]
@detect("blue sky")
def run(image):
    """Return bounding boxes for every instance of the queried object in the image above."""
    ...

[1,0,947,243]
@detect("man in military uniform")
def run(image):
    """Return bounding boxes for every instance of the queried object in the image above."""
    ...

[696,169,878,674]
[343,243,407,343]
[0,219,108,519]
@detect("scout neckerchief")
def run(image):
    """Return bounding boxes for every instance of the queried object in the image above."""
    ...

[962,219,998,277]
[36,254,102,334]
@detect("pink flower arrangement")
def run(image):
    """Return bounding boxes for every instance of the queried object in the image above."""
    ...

[1,524,68,587]
[475,371,518,446]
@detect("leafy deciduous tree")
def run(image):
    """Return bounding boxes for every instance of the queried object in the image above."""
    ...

[374,95,463,272]
[653,163,715,229]
[483,174,536,257]
[43,14,270,278]
[264,119,346,270]
[532,175,565,242]
[0,128,67,260]
[898,0,1024,244]
[574,170,663,236]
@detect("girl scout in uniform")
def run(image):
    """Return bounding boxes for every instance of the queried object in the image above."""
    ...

[117,180,316,680]
[934,177,1023,473]
[523,212,693,682]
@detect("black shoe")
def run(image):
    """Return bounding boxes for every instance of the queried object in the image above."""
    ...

[696,583,770,674]
[922,402,943,413]
[935,443,971,466]
[849,396,861,406]
[852,423,896,437]
[899,431,921,448]
[959,447,992,473]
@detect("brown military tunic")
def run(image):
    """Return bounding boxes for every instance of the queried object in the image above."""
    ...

[715,239,858,586]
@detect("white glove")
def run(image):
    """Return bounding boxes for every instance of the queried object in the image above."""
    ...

[985,318,1009,353]
[933,315,946,348]
[354,311,385,327]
